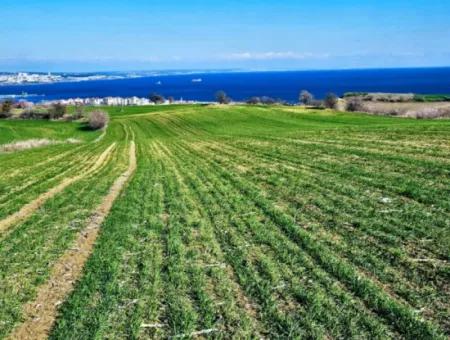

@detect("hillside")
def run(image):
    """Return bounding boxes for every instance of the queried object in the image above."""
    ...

[0,105,449,339]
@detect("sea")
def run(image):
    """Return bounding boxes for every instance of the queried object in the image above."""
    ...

[1,67,450,103]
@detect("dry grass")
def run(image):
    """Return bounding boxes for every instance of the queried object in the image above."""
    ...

[0,139,56,152]
[355,101,450,119]
[0,138,81,153]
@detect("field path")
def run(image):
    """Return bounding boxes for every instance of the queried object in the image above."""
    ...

[0,143,116,235]
[8,140,136,340]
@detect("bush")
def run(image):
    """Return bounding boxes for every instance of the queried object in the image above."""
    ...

[299,90,313,105]
[346,97,365,112]
[0,111,12,119]
[73,104,85,120]
[260,96,276,105]
[50,103,67,119]
[324,93,338,109]
[307,99,324,108]
[246,96,261,105]
[149,93,165,104]
[88,110,109,130]
[215,91,231,104]
[1,99,13,118]
[18,109,51,120]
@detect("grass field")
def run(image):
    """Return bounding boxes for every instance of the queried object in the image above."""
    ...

[0,119,99,145]
[0,105,449,339]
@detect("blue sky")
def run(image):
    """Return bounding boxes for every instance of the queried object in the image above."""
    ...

[1,0,449,72]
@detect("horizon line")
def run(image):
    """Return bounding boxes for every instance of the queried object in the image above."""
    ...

[2,65,450,75]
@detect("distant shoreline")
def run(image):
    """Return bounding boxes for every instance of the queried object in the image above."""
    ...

[1,68,450,103]
[1,66,450,85]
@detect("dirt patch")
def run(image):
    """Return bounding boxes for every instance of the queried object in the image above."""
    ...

[8,141,136,340]
[0,143,116,235]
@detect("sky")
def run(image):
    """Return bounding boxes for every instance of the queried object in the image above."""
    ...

[1,0,450,72]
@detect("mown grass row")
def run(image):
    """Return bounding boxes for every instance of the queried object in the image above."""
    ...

[0,124,129,337]
[50,129,262,338]
[49,106,449,338]
[174,139,444,338]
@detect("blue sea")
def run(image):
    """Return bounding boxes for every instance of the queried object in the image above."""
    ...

[1,67,450,103]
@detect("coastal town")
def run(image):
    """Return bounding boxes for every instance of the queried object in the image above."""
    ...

[3,96,200,108]
[0,73,64,84]
[0,72,139,85]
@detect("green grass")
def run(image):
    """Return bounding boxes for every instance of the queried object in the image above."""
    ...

[0,119,99,145]
[0,105,449,339]
[414,94,450,102]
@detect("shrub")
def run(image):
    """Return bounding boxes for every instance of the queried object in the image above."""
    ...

[260,96,276,105]
[18,109,51,120]
[72,104,85,120]
[0,111,12,119]
[407,107,450,119]
[50,103,67,119]
[88,110,109,130]
[246,96,261,105]
[346,97,365,112]
[299,90,313,105]
[149,93,165,104]
[324,93,338,109]
[308,99,324,108]
[1,99,13,118]
[215,91,231,104]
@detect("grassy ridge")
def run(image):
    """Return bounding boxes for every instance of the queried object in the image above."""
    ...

[0,105,449,338]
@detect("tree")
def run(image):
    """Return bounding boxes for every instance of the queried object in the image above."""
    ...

[50,103,66,119]
[149,93,165,104]
[299,90,313,105]
[167,96,175,104]
[215,90,231,104]
[324,92,338,109]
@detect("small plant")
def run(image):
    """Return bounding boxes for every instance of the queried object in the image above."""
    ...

[88,110,109,130]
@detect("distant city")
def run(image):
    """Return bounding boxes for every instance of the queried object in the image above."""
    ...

[0,70,238,85]
[12,96,202,107]
[0,72,142,85]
